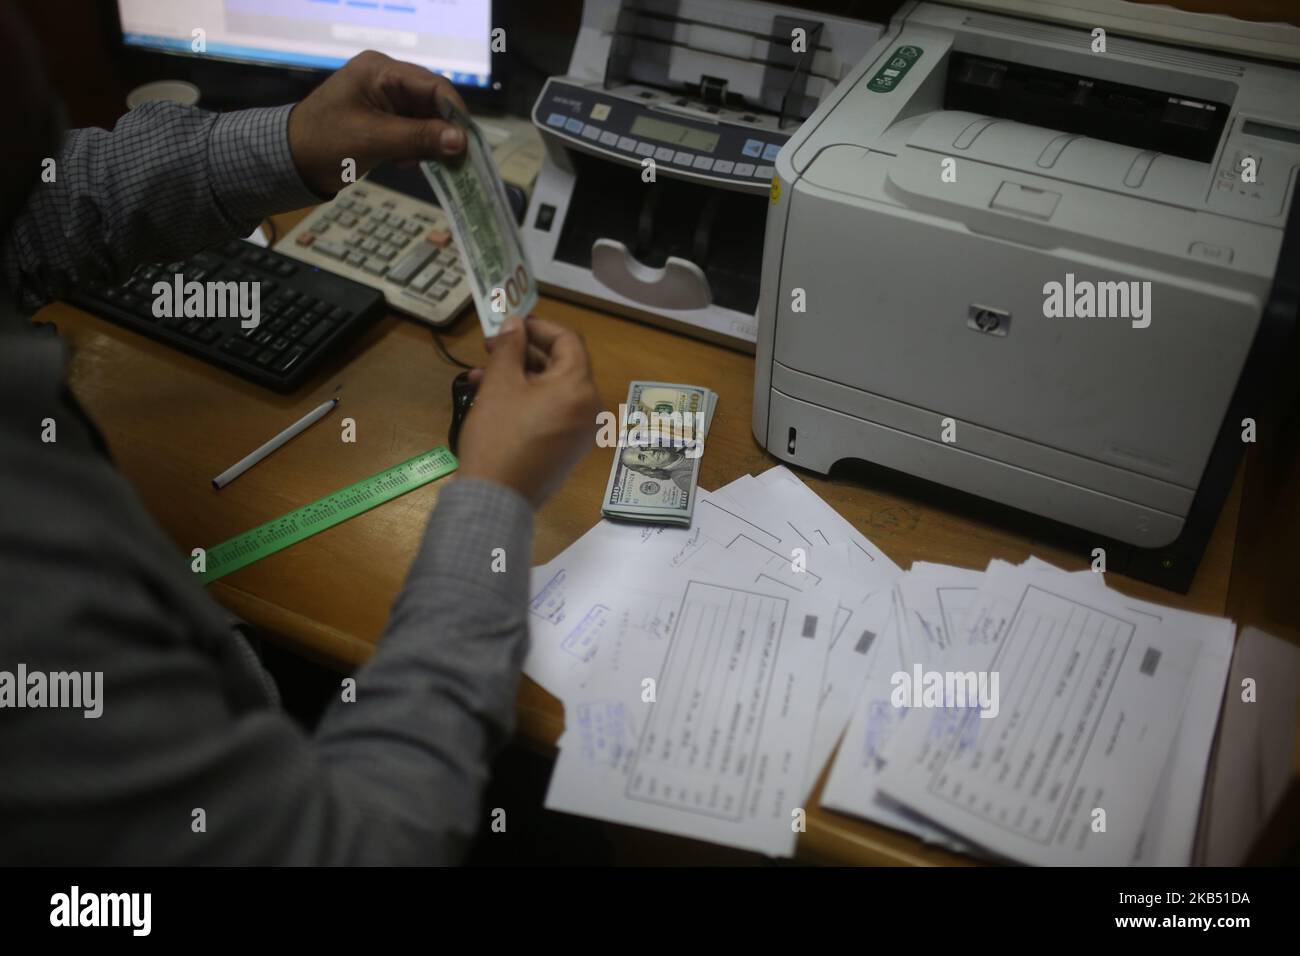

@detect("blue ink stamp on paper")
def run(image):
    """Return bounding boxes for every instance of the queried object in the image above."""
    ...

[576,700,627,768]
[561,603,611,662]
[529,569,566,624]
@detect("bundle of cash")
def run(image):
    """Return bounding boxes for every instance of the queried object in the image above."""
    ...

[601,381,718,527]
[420,100,537,337]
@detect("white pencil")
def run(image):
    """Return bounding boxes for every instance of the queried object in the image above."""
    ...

[212,398,340,489]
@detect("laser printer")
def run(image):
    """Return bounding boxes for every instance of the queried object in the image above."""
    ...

[754,0,1300,589]
[522,0,882,348]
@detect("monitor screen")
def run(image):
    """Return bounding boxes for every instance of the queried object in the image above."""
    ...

[118,0,493,88]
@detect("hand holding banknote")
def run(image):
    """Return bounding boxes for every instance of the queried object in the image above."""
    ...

[458,317,602,508]
[287,50,469,196]
[422,99,538,337]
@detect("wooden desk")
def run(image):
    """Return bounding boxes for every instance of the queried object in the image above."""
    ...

[42,210,1242,866]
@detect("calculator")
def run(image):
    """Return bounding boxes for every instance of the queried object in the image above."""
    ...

[277,180,471,328]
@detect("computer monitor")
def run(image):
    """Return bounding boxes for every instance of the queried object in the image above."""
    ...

[116,0,495,89]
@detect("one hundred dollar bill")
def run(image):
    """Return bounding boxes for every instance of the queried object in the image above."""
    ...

[421,101,537,337]
[602,381,718,527]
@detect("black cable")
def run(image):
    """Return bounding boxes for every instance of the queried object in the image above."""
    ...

[430,328,474,370]
[778,21,825,130]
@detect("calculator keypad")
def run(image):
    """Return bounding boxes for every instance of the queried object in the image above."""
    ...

[277,182,471,328]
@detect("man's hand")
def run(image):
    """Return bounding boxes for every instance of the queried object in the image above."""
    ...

[456,317,602,509]
[287,50,468,196]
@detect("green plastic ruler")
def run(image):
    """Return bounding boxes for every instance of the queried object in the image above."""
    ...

[198,445,459,585]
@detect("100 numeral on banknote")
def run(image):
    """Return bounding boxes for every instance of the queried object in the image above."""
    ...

[421,101,537,336]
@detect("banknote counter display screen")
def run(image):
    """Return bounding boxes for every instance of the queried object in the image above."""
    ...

[630,116,720,154]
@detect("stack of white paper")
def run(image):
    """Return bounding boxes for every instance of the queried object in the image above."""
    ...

[823,556,1235,865]
[526,467,900,856]
[526,467,1235,864]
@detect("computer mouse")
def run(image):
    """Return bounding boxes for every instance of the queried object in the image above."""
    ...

[449,370,477,456]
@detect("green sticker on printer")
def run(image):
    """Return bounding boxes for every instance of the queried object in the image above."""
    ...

[867,45,922,93]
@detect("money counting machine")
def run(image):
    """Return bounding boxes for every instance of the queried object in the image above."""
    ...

[754,0,1300,590]
[522,0,881,348]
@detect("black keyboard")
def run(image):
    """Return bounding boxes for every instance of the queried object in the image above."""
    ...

[68,239,386,392]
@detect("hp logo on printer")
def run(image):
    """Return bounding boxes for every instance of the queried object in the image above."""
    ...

[967,305,1011,337]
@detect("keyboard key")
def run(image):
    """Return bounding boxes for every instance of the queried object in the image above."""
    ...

[387,242,438,285]
[274,346,306,373]
[363,258,387,275]
[295,232,315,247]
[313,238,347,259]
[301,318,334,348]
[222,338,257,359]
[410,264,443,292]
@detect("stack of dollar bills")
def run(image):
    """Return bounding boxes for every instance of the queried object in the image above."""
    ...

[601,381,717,526]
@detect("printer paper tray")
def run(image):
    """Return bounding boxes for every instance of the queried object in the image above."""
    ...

[767,365,1190,548]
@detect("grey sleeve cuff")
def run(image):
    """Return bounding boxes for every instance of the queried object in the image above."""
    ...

[208,104,324,222]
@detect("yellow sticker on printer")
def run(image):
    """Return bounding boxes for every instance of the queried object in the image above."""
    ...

[867,46,922,93]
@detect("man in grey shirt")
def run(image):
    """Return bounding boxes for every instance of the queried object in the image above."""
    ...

[0,7,600,864]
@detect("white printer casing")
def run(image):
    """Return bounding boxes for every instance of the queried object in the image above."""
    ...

[754,1,1300,588]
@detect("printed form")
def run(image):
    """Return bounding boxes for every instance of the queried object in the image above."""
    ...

[545,543,831,856]
[875,562,1197,865]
